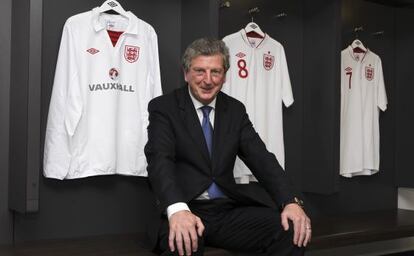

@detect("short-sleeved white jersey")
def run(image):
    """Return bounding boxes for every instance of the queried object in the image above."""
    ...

[340,46,387,177]
[43,8,162,179]
[222,30,294,183]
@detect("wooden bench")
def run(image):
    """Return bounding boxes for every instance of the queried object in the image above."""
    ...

[309,209,414,251]
[1,209,414,255]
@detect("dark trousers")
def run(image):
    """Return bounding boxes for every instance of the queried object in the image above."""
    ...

[156,198,305,256]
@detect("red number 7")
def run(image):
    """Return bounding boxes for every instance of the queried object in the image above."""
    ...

[346,71,352,89]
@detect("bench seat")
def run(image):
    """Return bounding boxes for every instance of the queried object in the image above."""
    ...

[1,209,414,255]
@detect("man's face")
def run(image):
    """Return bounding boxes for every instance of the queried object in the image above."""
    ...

[185,54,226,105]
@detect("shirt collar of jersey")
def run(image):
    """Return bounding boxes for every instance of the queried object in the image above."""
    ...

[239,29,268,49]
[188,86,216,110]
[91,7,140,35]
[347,45,369,63]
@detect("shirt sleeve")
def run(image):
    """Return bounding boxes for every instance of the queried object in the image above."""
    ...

[221,37,231,95]
[377,57,387,111]
[280,46,294,107]
[166,202,191,220]
[142,28,163,132]
[148,28,162,99]
[43,20,83,179]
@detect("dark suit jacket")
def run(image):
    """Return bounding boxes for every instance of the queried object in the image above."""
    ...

[144,86,295,246]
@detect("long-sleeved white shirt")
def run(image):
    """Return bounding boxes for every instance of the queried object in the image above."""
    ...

[44,7,162,179]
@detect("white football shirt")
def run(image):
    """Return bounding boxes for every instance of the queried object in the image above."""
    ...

[340,46,387,177]
[43,8,162,179]
[222,30,294,183]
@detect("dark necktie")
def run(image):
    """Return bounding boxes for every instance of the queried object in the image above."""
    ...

[200,106,224,199]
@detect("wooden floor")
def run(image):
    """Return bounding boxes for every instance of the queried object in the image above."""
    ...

[1,209,414,255]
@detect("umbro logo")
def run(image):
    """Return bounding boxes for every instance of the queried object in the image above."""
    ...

[345,67,352,72]
[87,48,99,55]
[236,52,246,58]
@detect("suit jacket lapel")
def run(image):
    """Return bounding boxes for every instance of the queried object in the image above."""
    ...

[177,87,211,165]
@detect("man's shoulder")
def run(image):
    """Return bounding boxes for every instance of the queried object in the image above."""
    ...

[148,86,185,110]
[218,91,246,111]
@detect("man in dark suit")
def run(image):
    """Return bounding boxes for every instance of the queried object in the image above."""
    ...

[145,38,311,256]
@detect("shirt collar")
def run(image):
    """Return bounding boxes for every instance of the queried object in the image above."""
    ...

[347,45,369,63]
[240,29,268,49]
[188,87,216,110]
[91,7,139,35]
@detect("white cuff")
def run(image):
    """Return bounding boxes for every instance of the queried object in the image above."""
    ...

[166,202,190,220]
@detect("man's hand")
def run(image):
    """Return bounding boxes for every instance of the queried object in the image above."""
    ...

[169,210,205,256]
[280,204,311,247]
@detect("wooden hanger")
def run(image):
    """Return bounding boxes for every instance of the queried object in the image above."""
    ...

[351,39,367,53]
[245,22,264,39]
[97,0,128,18]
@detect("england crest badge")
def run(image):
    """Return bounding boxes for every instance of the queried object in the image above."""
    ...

[365,66,374,81]
[124,45,140,63]
[263,53,274,71]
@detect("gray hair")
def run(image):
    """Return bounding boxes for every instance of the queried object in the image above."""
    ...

[182,38,230,73]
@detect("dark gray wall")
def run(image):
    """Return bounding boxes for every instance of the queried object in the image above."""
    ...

[181,0,219,52]
[9,0,31,214]
[302,0,341,195]
[180,0,219,86]
[395,7,414,187]
[305,0,397,216]
[9,0,43,215]
[0,0,13,245]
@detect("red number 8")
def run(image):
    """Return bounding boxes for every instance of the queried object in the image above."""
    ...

[237,59,248,78]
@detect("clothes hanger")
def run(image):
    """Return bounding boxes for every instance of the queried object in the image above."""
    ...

[351,27,367,53]
[245,7,264,39]
[351,39,367,53]
[97,0,128,18]
[245,22,265,38]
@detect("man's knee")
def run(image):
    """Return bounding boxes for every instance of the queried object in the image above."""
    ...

[266,220,305,256]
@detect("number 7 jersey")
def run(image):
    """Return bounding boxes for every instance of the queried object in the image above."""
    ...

[340,46,387,177]
[222,30,294,183]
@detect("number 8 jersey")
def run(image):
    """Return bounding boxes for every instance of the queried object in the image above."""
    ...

[222,30,294,183]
